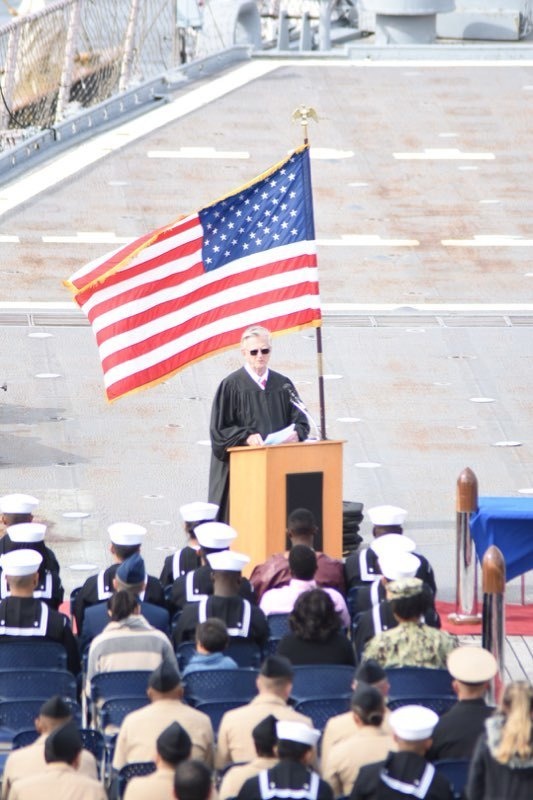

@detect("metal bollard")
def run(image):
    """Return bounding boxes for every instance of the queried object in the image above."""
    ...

[448,467,481,624]
[482,545,505,704]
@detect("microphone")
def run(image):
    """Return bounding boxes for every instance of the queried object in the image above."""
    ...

[282,383,321,440]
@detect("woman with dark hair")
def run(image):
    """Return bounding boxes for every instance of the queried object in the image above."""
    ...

[276,588,355,666]
[85,589,177,697]
[466,681,533,800]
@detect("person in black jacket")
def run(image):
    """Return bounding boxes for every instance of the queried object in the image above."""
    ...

[0,522,64,609]
[0,549,80,675]
[351,704,453,800]
[427,645,497,761]
[173,550,268,650]
[237,719,332,800]
[168,521,254,616]
[466,681,533,800]
[73,521,166,634]
[344,506,437,595]
[159,501,217,587]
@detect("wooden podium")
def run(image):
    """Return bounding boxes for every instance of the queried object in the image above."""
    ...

[228,439,344,574]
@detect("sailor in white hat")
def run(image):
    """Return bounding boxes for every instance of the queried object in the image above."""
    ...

[427,646,498,762]
[352,704,453,800]
[0,550,80,674]
[344,504,437,597]
[159,501,219,588]
[0,522,64,610]
[238,719,331,800]
[167,521,255,616]
[0,493,39,532]
[73,521,166,635]
[173,548,269,652]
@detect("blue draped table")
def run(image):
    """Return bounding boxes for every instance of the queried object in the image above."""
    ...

[469,496,533,581]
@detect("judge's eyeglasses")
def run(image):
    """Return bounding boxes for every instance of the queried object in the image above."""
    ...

[249,348,271,356]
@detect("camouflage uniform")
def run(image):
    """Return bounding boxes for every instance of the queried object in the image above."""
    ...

[363,620,458,668]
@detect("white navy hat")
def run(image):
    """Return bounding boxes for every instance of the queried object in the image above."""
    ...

[370,533,416,558]
[1,549,43,576]
[389,705,439,740]
[6,522,46,543]
[206,550,250,572]
[276,720,320,747]
[378,551,421,581]
[108,522,147,546]
[195,522,237,550]
[0,494,39,515]
[368,505,407,526]
[179,502,219,523]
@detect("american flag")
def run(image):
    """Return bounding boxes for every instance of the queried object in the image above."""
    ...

[66,145,322,401]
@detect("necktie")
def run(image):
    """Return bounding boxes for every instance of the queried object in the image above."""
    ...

[260,378,267,389]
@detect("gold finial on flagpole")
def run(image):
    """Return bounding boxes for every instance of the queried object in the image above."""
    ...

[292,106,318,145]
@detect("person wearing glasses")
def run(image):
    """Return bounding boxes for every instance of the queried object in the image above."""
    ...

[208,325,309,522]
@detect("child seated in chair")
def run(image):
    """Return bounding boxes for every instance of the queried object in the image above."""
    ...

[182,618,238,676]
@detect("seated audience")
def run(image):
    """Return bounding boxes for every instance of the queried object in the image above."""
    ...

[216,655,313,769]
[113,662,214,770]
[428,645,497,761]
[322,683,396,797]
[8,720,106,800]
[182,618,238,676]
[250,508,345,601]
[276,588,356,666]
[0,549,79,675]
[85,590,177,696]
[260,545,350,628]
[219,715,279,800]
[173,550,268,650]
[344,505,436,594]
[80,552,170,651]
[322,659,392,763]
[466,681,533,800]
[237,720,332,800]
[1,696,98,800]
[350,705,454,800]
[159,501,218,587]
[73,521,166,635]
[124,721,192,800]
[363,578,457,668]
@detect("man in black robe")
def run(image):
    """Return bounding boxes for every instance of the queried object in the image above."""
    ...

[208,325,310,522]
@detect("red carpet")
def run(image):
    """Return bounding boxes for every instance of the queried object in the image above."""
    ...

[437,600,533,636]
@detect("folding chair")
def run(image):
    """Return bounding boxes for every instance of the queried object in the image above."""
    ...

[176,641,196,672]
[0,641,67,670]
[290,665,354,702]
[386,667,453,700]
[194,699,247,734]
[117,761,156,799]
[387,695,457,715]
[267,613,291,638]
[183,668,258,707]
[97,696,149,734]
[0,668,77,701]
[225,640,262,667]
[293,695,351,731]
[434,759,470,800]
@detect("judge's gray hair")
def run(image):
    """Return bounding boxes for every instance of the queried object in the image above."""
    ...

[241,325,272,345]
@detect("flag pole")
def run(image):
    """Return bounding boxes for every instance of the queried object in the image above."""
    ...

[292,105,326,440]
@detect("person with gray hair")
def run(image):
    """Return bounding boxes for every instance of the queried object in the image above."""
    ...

[208,325,309,521]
